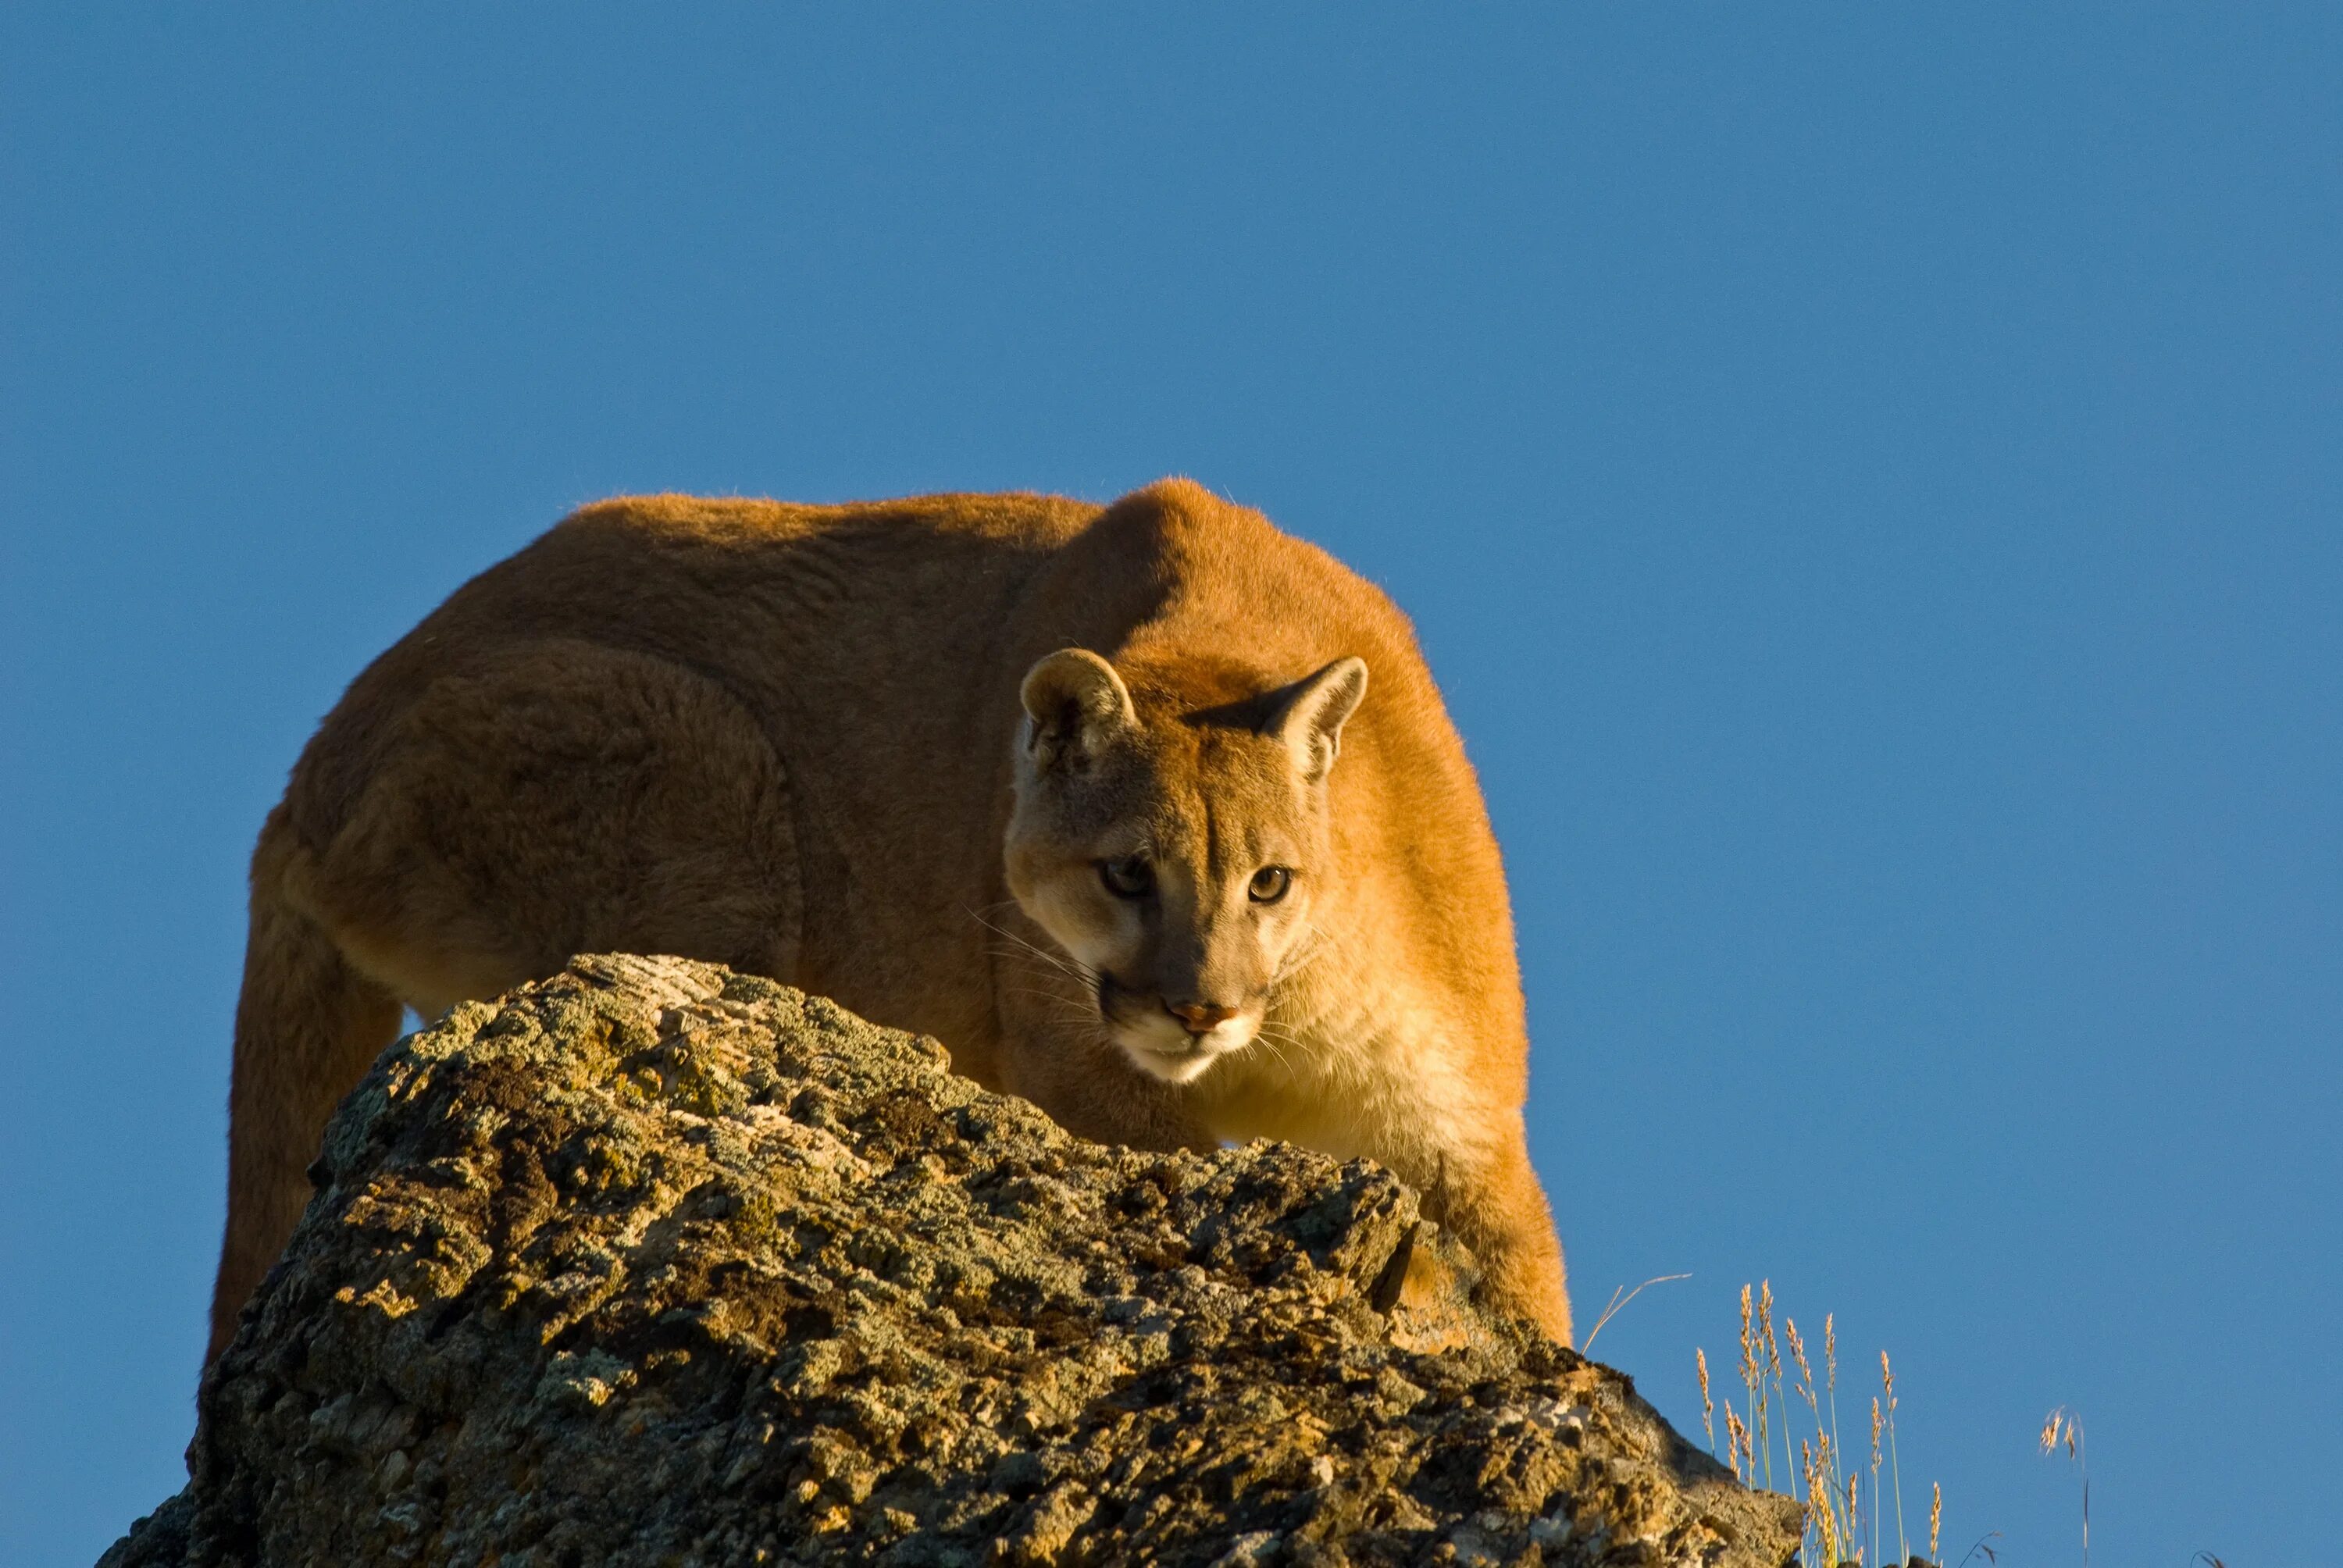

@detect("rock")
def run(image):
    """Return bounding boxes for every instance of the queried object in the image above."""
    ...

[105,954,1800,1567]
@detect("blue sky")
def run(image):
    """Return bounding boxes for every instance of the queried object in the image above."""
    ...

[4,7,2337,1563]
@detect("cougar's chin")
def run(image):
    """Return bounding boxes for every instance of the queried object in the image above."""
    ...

[1111,1017,1257,1085]
[1115,1035,1215,1085]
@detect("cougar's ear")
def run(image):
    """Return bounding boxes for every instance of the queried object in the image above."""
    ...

[1265,657,1368,784]
[1019,648,1137,771]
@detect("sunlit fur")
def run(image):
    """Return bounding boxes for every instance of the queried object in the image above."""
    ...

[209,478,1571,1362]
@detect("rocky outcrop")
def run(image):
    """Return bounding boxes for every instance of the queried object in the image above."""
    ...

[107,955,1799,1567]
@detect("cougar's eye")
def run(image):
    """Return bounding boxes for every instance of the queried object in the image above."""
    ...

[1099,856,1154,899]
[1248,865,1293,903]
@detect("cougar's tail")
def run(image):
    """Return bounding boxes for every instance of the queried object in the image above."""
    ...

[206,807,402,1363]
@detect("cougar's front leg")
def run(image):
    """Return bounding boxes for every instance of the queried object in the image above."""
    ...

[1419,1135,1574,1345]
[1010,1035,1220,1154]
[990,975,1218,1155]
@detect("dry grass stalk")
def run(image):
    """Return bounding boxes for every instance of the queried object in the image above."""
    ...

[1696,1347,1716,1455]
[1824,1311,1846,1549]
[1930,1480,1943,1563]
[1755,1280,1787,1488]
[1582,1271,1691,1351]
[1870,1396,1884,1567]
[1785,1315,1817,1410]
[1881,1352,1908,1566]
[1802,1437,1842,1568]
[2039,1406,2088,1566]
[1738,1286,1759,1396]
[1709,1286,1912,1567]
[1723,1406,1751,1484]
[1735,1283,1770,1488]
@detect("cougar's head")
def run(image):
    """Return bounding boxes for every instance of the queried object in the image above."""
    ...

[1004,647,1368,1085]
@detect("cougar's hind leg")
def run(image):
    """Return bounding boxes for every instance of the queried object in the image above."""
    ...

[209,809,403,1363]
[294,639,803,1006]
[212,641,803,1363]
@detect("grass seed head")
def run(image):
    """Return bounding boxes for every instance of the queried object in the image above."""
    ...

[2038,1406,2081,1456]
[1785,1315,1815,1399]
[1806,1449,1840,1566]
[1930,1481,1942,1560]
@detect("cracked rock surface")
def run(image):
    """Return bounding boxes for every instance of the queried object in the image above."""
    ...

[106,954,1799,1567]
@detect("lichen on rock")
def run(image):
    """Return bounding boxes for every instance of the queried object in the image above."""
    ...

[105,953,1799,1567]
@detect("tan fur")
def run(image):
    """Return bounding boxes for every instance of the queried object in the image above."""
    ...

[209,479,1570,1360]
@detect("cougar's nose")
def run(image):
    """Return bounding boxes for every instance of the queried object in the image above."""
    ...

[1165,1000,1238,1035]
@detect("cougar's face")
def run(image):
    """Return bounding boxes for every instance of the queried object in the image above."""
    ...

[1004,650,1365,1087]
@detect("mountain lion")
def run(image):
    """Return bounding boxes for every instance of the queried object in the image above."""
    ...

[209,479,1571,1360]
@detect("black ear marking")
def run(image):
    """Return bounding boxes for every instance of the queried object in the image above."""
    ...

[1264,657,1368,783]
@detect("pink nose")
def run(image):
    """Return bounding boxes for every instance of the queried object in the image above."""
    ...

[1166,1001,1238,1035]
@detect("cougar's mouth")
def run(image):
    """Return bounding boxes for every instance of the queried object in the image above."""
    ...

[1096,970,1254,1085]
